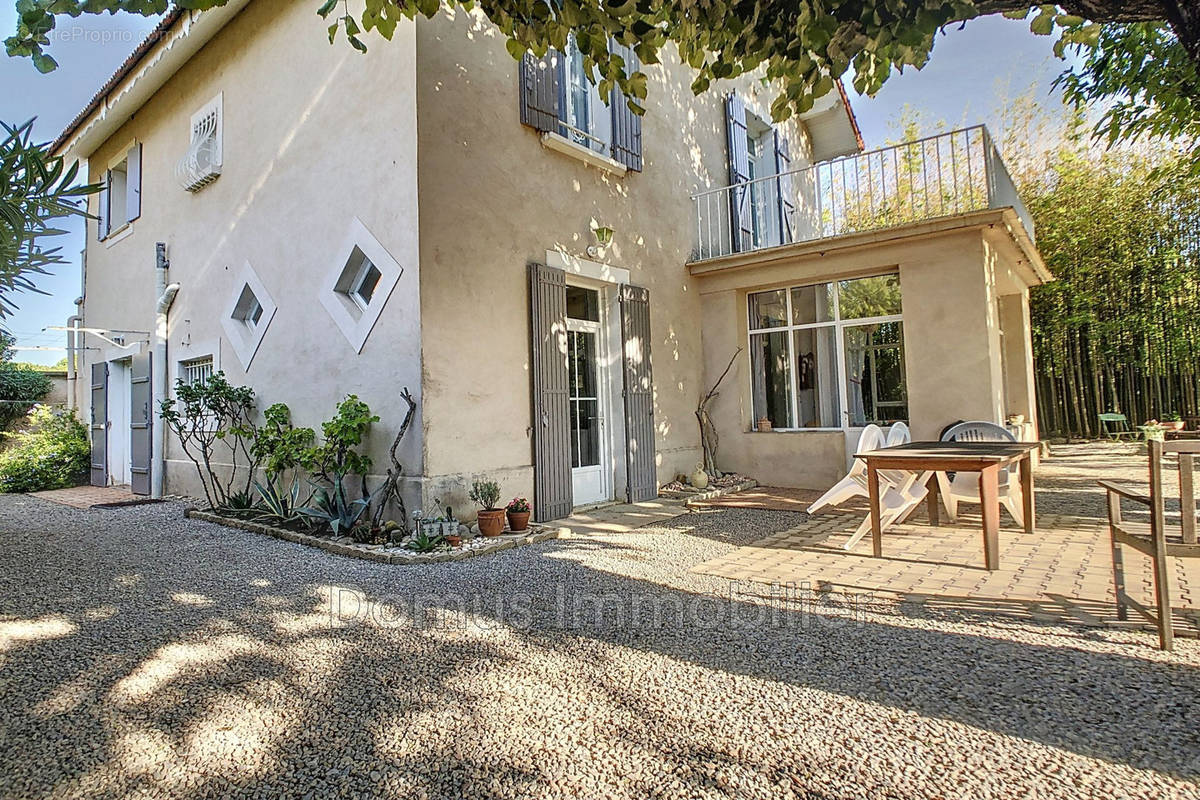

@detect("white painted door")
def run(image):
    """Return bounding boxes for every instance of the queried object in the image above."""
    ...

[107,359,132,487]
[567,321,609,506]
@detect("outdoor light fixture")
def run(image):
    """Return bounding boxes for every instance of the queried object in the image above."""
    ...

[587,224,615,258]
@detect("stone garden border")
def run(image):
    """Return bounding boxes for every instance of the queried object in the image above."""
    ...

[186,508,563,565]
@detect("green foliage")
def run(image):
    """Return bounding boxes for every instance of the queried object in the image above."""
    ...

[252,403,314,480]
[469,478,501,510]
[303,394,378,483]
[298,480,383,536]
[158,371,259,508]
[9,1,1185,132]
[404,527,444,552]
[1024,140,1200,435]
[1053,23,1200,177]
[1,119,101,317]
[0,330,51,430]
[253,475,305,525]
[0,405,89,493]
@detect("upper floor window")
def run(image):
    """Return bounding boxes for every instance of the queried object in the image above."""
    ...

[727,95,796,252]
[518,40,643,172]
[748,274,906,431]
[176,93,223,192]
[97,142,141,241]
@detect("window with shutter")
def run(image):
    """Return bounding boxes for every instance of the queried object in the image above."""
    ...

[519,39,643,173]
[97,142,141,240]
[727,95,791,250]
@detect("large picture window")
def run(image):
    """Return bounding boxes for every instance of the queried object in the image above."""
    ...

[748,274,906,430]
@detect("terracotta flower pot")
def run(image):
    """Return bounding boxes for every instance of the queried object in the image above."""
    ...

[507,510,531,532]
[446,534,462,547]
[477,509,506,537]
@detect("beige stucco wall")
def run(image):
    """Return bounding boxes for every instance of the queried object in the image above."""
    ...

[412,8,817,511]
[694,218,1041,489]
[77,0,422,505]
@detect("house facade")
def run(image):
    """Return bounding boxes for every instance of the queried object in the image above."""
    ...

[55,0,1047,520]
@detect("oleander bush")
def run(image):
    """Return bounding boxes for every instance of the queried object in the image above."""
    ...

[0,405,89,492]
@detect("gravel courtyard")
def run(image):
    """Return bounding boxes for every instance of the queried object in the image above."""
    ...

[1,483,1198,799]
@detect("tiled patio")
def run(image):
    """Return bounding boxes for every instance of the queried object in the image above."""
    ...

[28,485,154,510]
[690,442,1200,635]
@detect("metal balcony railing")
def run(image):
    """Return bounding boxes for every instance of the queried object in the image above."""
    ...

[690,125,1035,262]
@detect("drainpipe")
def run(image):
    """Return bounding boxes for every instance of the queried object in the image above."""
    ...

[153,242,180,499]
[65,307,82,411]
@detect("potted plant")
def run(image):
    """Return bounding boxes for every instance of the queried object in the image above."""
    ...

[1163,411,1185,432]
[470,479,505,537]
[506,497,531,532]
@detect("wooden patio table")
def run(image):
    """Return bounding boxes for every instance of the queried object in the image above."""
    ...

[856,441,1039,570]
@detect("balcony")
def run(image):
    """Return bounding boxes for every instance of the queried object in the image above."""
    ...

[690,125,1034,263]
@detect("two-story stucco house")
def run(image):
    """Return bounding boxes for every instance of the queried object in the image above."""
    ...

[53,0,1049,521]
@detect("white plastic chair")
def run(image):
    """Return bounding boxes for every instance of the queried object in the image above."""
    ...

[806,424,885,515]
[843,421,935,550]
[936,420,1025,527]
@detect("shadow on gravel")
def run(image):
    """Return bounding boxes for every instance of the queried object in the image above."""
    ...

[0,496,1197,798]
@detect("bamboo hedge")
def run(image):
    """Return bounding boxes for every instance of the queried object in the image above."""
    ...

[1027,147,1200,438]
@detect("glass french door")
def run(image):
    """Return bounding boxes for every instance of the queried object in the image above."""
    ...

[567,320,607,505]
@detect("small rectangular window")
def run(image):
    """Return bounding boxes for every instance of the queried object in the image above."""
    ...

[350,258,382,309]
[177,94,223,192]
[181,356,214,386]
[232,284,264,330]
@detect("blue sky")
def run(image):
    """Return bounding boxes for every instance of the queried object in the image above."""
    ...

[2,7,1072,364]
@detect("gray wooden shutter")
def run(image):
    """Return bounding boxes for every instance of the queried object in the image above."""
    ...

[126,143,142,222]
[519,50,562,133]
[608,41,643,172]
[620,284,657,502]
[97,173,111,240]
[529,263,572,521]
[725,95,752,252]
[89,362,108,486]
[774,131,795,244]
[129,351,152,495]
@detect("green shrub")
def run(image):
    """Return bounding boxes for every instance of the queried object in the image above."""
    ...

[0,405,89,492]
[0,332,51,430]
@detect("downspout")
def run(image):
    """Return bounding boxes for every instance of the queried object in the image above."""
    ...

[153,242,180,499]
[65,306,82,411]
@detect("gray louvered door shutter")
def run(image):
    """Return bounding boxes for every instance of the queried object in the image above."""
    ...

[127,143,142,222]
[129,351,152,495]
[519,50,562,133]
[97,174,110,240]
[774,131,795,244]
[620,284,657,502]
[608,42,643,171]
[89,362,108,486]
[529,263,572,521]
[725,95,752,252]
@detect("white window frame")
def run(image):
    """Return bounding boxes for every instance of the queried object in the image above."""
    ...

[319,217,404,354]
[347,254,382,312]
[747,274,905,432]
[221,261,277,370]
[181,356,215,386]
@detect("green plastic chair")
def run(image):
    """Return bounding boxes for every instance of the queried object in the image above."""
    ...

[1098,412,1137,441]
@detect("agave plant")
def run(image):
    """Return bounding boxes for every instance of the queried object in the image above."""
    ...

[254,476,305,525]
[299,480,385,536]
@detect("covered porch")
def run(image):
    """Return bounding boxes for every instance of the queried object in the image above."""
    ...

[689,125,1048,490]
